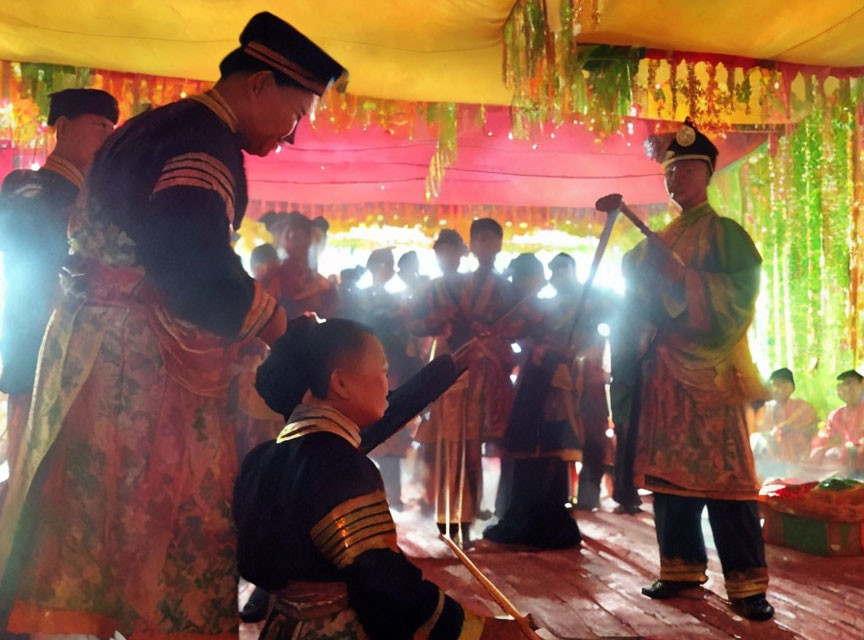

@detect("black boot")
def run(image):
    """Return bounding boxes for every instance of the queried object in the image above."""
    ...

[730,594,775,621]
[641,580,703,599]
[239,586,270,623]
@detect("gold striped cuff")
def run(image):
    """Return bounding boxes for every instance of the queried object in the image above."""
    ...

[310,490,398,569]
[240,282,279,339]
[152,152,236,222]
[659,556,708,583]
[725,568,769,600]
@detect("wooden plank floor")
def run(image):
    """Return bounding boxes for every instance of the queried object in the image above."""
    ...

[394,499,864,640]
[239,487,864,639]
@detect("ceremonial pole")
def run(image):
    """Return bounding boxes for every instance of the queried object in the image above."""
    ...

[439,535,542,640]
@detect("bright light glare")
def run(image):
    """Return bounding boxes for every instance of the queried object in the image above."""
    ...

[384,277,406,294]
[356,270,373,290]
[537,283,557,299]
[597,322,611,337]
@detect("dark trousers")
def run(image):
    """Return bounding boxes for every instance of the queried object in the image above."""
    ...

[484,457,581,549]
[653,492,768,599]
[576,436,606,509]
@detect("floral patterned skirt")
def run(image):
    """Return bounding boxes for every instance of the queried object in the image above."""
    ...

[2,294,240,639]
[634,352,759,501]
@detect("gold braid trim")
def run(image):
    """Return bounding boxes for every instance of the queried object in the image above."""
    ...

[151,152,237,222]
[310,490,398,569]
[659,556,708,583]
[725,568,769,599]
[191,89,239,132]
[412,590,445,640]
[42,154,84,189]
[239,281,279,339]
[457,612,485,640]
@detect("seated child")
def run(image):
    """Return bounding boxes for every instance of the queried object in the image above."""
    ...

[811,369,864,474]
[751,368,818,466]
[234,318,527,639]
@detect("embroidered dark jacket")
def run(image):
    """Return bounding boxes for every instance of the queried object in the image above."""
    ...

[234,356,469,639]
[82,91,270,337]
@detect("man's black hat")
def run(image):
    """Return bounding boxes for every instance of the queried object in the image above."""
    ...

[661,117,719,174]
[47,89,119,127]
[236,12,348,96]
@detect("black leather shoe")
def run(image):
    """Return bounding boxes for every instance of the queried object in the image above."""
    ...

[731,594,775,621]
[239,586,270,623]
[641,580,703,599]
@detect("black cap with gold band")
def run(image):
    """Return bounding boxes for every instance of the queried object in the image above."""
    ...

[234,12,348,96]
[661,117,719,174]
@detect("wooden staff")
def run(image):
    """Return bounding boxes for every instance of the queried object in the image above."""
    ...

[456,390,468,546]
[439,534,542,640]
[594,193,685,266]
[566,204,619,345]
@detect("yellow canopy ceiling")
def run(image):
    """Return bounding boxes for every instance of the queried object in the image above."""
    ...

[1,1,863,105]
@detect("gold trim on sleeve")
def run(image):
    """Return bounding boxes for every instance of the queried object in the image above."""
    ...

[310,490,398,569]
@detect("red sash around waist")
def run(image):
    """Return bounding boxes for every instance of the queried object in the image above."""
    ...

[70,261,249,398]
[273,580,350,620]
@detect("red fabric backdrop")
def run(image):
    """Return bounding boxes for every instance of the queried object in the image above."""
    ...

[0,107,765,212]
[246,108,764,208]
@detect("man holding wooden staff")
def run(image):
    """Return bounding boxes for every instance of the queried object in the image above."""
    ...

[611,118,774,620]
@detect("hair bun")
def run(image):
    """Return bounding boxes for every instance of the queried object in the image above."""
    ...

[255,316,316,419]
[255,317,375,421]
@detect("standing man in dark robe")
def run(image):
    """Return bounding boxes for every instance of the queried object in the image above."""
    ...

[483,253,582,549]
[0,13,349,638]
[615,118,773,620]
[0,89,118,477]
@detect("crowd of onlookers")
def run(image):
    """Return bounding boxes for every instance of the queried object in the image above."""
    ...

[238,211,616,523]
[245,208,864,503]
